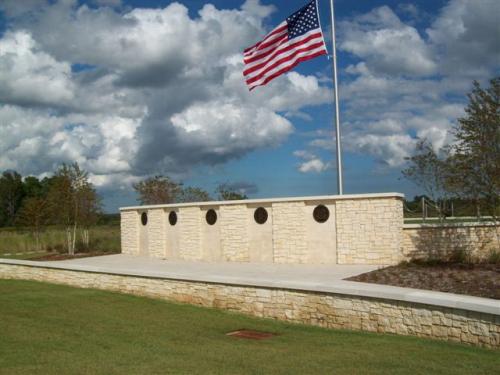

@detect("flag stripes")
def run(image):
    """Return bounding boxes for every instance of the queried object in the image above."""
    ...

[243,0,327,91]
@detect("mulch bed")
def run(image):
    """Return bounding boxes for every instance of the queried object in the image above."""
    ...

[347,262,500,300]
[31,252,117,261]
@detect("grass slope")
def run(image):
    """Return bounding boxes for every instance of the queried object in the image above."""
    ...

[0,280,498,375]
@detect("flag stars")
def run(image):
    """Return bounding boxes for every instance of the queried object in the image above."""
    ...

[287,0,321,39]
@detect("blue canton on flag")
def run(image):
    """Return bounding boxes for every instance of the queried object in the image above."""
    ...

[287,0,322,39]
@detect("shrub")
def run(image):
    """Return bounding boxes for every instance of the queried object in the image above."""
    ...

[487,250,500,265]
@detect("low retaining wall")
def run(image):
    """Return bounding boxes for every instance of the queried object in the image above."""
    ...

[1,263,498,349]
[120,193,404,265]
[403,223,499,261]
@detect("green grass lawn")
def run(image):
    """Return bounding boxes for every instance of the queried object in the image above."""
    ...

[0,280,498,375]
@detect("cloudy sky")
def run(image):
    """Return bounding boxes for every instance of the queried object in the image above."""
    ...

[0,0,498,211]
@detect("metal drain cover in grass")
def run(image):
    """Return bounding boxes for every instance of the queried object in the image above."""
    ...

[226,329,276,340]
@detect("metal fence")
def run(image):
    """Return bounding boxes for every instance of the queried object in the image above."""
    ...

[403,197,497,223]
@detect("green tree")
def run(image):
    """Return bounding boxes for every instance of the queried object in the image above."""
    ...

[133,175,182,205]
[447,78,500,218]
[403,77,499,231]
[22,176,44,198]
[178,187,212,203]
[215,183,248,201]
[16,197,50,251]
[47,163,101,255]
[0,171,25,227]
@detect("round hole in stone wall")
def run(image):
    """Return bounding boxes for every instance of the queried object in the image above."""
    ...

[254,207,268,224]
[168,211,177,226]
[206,209,217,225]
[313,205,329,223]
[141,212,148,226]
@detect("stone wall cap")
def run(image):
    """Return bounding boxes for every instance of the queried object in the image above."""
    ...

[1,257,498,316]
[120,192,405,211]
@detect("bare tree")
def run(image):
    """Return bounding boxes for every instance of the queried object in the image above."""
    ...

[133,175,182,204]
[402,139,451,220]
[78,184,102,250]
[177,187,212,203]
[47,163,100,255]
[215,183,248,201]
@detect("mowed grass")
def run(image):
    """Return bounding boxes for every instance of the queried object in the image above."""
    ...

[0,226,120,256]
[0,280,498,375]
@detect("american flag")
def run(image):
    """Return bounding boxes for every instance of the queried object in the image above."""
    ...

[243,0,327,91]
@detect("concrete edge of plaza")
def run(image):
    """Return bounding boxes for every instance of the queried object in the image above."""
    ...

[1,256,498,316]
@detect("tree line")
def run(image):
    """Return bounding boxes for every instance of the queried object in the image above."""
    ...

[0,163,249,254]
[132,176,248,205]
[402,77,499,222]
[0,163,101,254]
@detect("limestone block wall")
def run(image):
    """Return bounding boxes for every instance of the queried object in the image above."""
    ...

[248,203,273,263]
[178,207,202,261]
[305,202,337,264]
[1,263,498,348]
[146,209,166,258]
[120,193,405,265]
[220,205,250,262]
[120,211,139,255]
[336,198,404,264]
[403,223,499,261]
[272,202,307,263]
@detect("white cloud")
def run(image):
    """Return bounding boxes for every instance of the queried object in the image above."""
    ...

[397,4,420,19]
[294,150,331,173]
[306,0,499,169]
[345,133,416,168]
[298,158,329,174]
[241,0,275,19]
[427,0,500,75]
[0,0,330,188]
[1,0,497,192]
[293,150,316,160]
[340,6,436,76]
[171,101,293,156]
[0,31,74,106]
[0,105,139,179]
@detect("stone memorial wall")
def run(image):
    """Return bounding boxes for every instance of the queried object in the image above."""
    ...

[120,193,404,265]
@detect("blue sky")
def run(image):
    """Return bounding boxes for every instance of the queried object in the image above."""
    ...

[0,0,498,212]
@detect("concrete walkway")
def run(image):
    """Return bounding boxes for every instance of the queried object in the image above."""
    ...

[1,254,499,315]
[51,254,380,282]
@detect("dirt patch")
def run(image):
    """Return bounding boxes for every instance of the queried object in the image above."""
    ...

[347,262,500,300]
[31,252,118,261]
[226,329,277,340]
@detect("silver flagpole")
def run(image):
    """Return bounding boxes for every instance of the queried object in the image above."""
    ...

[328,0,343,195]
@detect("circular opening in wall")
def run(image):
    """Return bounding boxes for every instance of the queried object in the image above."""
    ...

[254,207,268,224]
[141,212,148,226]
[313,205,329,223]
[206,209,217,225]
[168,211,177,226]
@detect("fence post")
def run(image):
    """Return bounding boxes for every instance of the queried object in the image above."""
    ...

[421,197,426,222]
